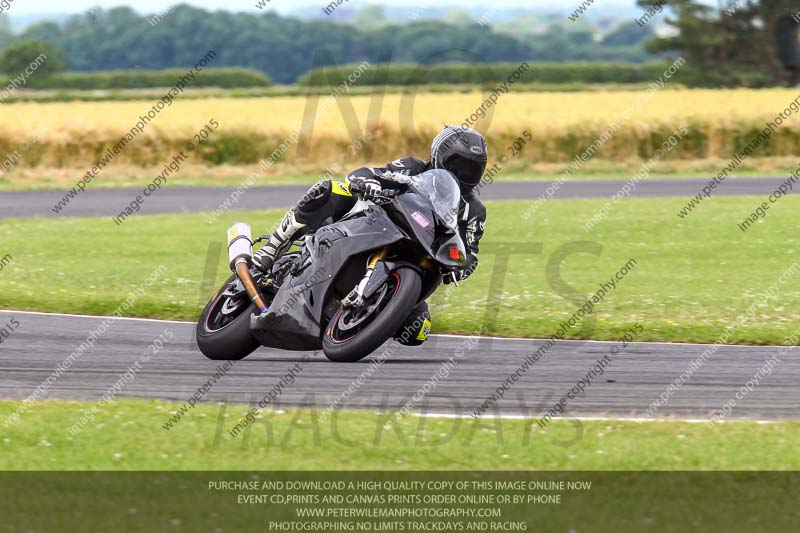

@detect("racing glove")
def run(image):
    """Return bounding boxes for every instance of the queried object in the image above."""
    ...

[443,257,477,284]
[350,176,383,201]
[443,270,465,285]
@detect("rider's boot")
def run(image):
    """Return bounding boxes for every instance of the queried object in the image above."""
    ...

[253,209,306,273]
[394,301,432,346]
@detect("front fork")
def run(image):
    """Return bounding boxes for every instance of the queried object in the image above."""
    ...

[341,246,390,308]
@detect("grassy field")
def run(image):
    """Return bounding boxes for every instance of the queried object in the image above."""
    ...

[2,399,798,470]
[0,196,798,345]
[2,399,797,531]
[3,89,795,139]
[0,89,797,173]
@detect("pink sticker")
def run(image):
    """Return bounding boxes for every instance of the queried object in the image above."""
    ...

[411,211,430,228]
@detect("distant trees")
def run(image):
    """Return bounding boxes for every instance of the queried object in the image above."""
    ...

[639,0,798,86]
[1,3,793,87]
[1,5,653,84]
[0,39,65,77]
[3,6,530,83]
[602,21,654,46]
[350,5,390,30]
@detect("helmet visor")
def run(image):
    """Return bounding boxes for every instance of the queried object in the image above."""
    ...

[444,155,485,190]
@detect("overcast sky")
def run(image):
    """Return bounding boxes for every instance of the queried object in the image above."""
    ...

[9,0,650,15]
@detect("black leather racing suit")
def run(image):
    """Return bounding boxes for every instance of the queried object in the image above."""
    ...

[293,156,486,282]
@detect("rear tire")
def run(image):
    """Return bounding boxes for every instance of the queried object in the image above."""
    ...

[196,275,260,360]
[323,267,422,362]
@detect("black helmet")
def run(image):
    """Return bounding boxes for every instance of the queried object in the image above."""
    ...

[430,126,488,193]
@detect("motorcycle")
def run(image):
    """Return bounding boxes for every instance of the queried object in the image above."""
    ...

[196,169,467,362]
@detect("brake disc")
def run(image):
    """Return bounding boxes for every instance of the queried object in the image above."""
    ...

[337,283,389,331]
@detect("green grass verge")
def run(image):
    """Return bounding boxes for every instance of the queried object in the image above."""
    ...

[1,196,798,345]
[1,399,797,470]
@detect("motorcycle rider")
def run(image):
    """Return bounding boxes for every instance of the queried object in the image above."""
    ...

[254,125,488,345]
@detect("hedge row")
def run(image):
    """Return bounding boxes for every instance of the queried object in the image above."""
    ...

[0,63,670,91]
[298,62,677,87]
[4,68,273,90]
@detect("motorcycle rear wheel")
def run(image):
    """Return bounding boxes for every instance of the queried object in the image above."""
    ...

[322,266,422,362]
[196,275,260,360]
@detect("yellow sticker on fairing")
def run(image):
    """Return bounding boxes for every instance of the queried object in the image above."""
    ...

[332,181,352,197]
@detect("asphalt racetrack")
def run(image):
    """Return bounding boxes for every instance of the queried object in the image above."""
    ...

[2,177,798,420]
[2,311,797,420]
[0,177,794,219]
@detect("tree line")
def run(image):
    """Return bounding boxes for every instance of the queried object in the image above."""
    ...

[0,5,651,84]
[639,0,799,86]
[0,2,797,87]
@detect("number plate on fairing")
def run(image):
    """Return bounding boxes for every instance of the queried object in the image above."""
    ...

[411,211,430,228]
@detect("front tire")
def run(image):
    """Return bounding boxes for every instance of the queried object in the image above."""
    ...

[196,275,260,360]
[323,267,422,362]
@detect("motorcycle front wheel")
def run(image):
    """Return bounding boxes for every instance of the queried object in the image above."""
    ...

[322,266,422,362]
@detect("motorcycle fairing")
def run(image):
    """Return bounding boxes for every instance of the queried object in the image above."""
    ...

[388,193,466,269]
[250,208,407,351]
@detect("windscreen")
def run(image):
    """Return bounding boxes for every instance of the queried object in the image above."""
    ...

[410,169,461,230]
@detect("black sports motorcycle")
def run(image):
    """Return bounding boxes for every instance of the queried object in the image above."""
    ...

[196,169,466,362]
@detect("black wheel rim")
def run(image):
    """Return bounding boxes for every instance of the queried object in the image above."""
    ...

[204,284,252,333]
[328,273,400,344]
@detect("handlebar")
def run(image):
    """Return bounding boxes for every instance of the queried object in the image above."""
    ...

[377,188,400,200]
[349,181,404,202]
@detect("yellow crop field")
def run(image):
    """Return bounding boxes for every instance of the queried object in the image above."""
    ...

[0,88,797,170]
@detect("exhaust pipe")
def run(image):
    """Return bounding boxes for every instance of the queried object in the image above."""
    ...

[227,222,269,314]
